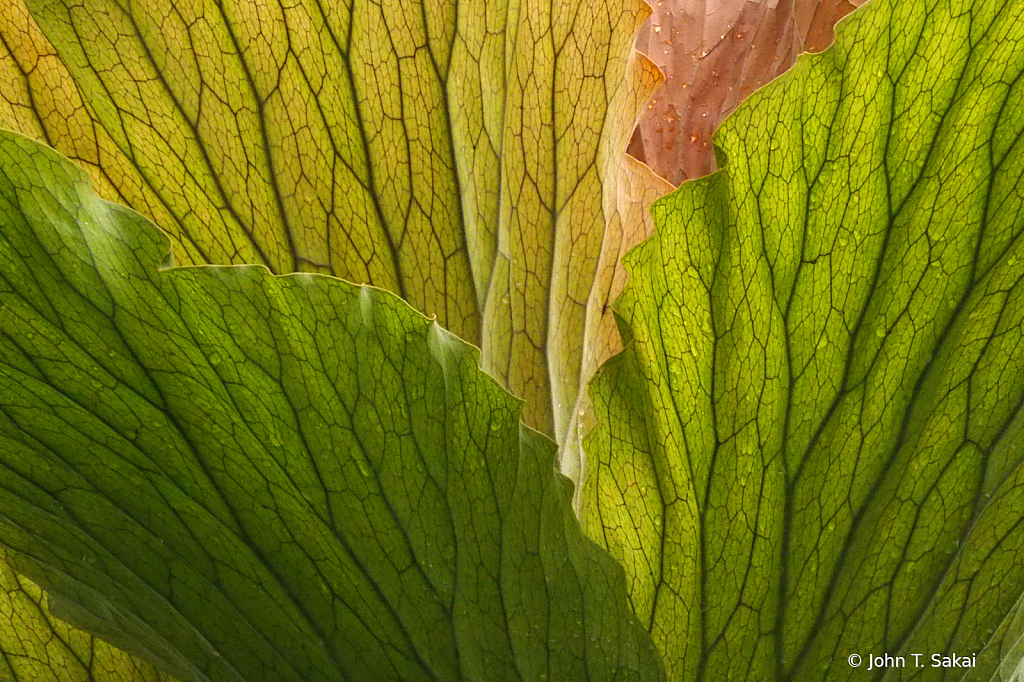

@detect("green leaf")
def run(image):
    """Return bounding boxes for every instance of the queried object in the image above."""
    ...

[0,0,663,445]
[582,0,1024,679]
[0,129,665,682]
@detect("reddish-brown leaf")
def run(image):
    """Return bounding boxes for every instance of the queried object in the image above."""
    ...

[629,0,866,186]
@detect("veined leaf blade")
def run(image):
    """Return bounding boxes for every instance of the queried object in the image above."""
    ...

[0,129,666,682]
[583,0,1024,679]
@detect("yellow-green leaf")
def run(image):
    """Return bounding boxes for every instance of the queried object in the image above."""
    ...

[0,548,172,682]
[0,0,663,446]
[583,0,1024,679]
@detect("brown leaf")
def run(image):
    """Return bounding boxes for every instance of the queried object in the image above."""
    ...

[629,0,867,186]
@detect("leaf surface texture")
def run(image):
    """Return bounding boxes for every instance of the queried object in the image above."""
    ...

[0,0,663,444]
[0,130,665,682]
[0,548,172,682]
[583,0,1024,679]
[628,0,867,186]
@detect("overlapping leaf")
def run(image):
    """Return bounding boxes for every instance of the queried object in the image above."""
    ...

[0,548,172,682]
[561,154,672,499]
[583,0,1024,679]
[0,130,665,682]
[0,0,663,447]
[628,0,866,186]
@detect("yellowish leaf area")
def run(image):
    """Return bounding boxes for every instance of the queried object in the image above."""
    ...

[0,0,663,449]
[1,550,169,681]
[584,0,1024,679]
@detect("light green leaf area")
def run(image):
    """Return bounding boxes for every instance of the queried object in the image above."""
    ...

[0,547,172,682]
[0,130,665,682]
[0,0,662,444]
[987,595,1024,682]
[582,0,1024,680]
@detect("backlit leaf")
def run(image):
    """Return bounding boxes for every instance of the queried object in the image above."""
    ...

[0,548,172,682]
[0,129,665,682]
[628,0,867,186]
[0,0,663,446]
[584,0,1024,679]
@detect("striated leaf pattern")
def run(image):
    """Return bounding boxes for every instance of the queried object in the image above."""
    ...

[0,0,664,447]
[0,548,172,682]
[562,154,672,504]
[0,0,177,239]
[0,129,665,682]
[584,0,1024,679]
